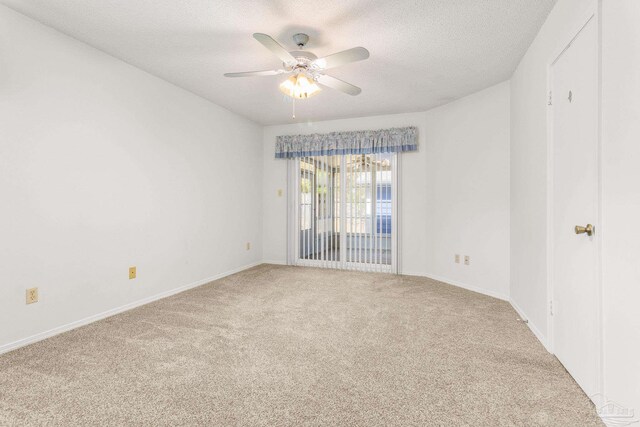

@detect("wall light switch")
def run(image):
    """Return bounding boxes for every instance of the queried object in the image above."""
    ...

[455,254,460,264]
[246,242,251,251]
[464,256,470,265]
[129,266,137,280]
[26,287,38,304]
[277,189,283,197]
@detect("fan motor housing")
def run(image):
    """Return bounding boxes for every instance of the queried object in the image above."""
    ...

[289,51,317,61]
[284,51,318,71]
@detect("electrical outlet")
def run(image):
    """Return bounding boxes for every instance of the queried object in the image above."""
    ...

[464,255,470,265]
[26,287,38,304]
[129,266,137,280]
[277,189,283,197]
[455,254,460,264]
[246,242,251,251]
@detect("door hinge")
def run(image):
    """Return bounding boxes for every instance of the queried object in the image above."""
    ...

[548,91,553,106]
[550,300,554,316]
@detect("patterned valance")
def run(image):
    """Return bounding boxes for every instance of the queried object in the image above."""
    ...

[275,126,418,159]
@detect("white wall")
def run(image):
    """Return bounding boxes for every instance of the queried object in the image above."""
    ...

[509,0,595,345]
[0,6,263,351]
[601,0,640,415]
[263,82,510,299]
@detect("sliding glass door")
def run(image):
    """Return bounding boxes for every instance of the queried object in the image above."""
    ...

[290,153,397,273]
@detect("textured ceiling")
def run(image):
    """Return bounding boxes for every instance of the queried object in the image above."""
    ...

[1,0,556,125]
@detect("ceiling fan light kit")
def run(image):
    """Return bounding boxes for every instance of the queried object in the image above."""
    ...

[279,73,321,99]
[225,32,369,106]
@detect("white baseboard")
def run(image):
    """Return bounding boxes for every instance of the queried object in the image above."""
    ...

[1,262,552,360]
[401,271,509,301]
[509,298,550,352]
[0,261,262,356]
[261,260,287,265]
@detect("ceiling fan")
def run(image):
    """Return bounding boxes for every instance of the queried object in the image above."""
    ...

[224,33,369,99]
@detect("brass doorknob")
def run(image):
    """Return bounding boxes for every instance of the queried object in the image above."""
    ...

[575,224,594,236]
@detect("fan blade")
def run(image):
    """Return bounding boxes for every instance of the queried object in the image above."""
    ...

[253,33,297,65]
[317,74,362,96]
[313,47,369,69]
[224,69,286,77]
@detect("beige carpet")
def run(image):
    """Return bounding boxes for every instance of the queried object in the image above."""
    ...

[0,264,603,426]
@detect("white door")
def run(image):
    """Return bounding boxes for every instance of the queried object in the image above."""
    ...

[550,16,599,397]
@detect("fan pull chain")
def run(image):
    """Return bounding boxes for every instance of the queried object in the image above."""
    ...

[292,98,296,119]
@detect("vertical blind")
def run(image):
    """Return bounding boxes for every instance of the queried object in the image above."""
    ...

[295,153,394,273]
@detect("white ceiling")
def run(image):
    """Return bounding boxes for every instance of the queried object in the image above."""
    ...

[2,0,556,125]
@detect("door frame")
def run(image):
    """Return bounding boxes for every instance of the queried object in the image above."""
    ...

[545,0,603,402]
